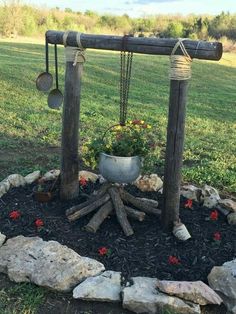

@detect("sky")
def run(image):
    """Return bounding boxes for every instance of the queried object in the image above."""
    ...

[26,0,236,17]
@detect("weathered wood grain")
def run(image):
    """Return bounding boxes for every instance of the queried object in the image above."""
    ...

[46,30,222,61]
[67,193,110,222]
[121,189,161,216]
[60,60,83,200]
[109,187,134,237]
[162,80,189,229]
[85,200,113,233]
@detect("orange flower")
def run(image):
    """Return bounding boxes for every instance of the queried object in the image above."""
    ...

[210,210,219,221]
[35,218,44,228]
[184,199,193,209]
[9,210,21,220]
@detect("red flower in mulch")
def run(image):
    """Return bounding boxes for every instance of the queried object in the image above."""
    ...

[210,210,219,221]
[184,199,193,209]
[98,247,109,256]
[9,210,21,220]
[79,177,87,187]
[35,218,44,228]
[168,255,181,265]
[213,232,221,241]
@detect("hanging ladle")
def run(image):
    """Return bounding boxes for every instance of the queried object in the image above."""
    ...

[47,44,63,109]
[36,36,53,92]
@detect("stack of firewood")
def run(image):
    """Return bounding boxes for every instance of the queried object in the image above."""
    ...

[66,184,161,236]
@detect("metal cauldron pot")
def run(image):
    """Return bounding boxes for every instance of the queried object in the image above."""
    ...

[99,152,141,184]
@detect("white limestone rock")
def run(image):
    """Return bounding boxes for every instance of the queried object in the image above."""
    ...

[24,171,41,184]
[41,169,60,182]
[7,174,26,187]
[0,236,105,292]
[201,185,220,208]
[218,199,236,213]
[122,277,201,314]
[134,174,163,192]
[79,171,99,183]
[156,280,222,305]
[0,178,10,198]
[208,259,236,314]
[0,233,6,247]
[227,213,236,225]
[73,270,121,302]
[180,185,202,202]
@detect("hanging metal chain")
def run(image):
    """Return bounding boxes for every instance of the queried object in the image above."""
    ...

[119,35,133,126]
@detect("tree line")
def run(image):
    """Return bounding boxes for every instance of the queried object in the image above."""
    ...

[0,1,235,49]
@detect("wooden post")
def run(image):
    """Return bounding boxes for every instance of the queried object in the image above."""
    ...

[60,59,83,200]
[162,80,189,229]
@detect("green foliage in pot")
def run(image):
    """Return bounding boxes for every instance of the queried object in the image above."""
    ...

[82,120,156,169]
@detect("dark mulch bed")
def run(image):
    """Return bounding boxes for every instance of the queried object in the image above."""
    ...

[0,181,235,284]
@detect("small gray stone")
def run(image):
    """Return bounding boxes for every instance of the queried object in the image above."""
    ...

[227,213,236,225]
[218,199,236,213]
[98,174,107,184]
[0,233,6,247]
[201,185,220,208]
[41,169,60,182]
[79,171,99,183]
[0,236,105,292]
[208,259,236,314]
[24,171,41,184]
[181,185,202,202]
[0,178,10,198]
[122,277,201,314]
[7,174,26,187]
[134,174,163,192]
[73,270,121,302]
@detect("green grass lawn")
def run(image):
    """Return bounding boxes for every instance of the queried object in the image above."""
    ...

[0,39,236,195]
[0,37,234,314]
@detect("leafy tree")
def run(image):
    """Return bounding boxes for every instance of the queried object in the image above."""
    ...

[165,21,184,38]
[0,0,22,36]
[65,8,73,13]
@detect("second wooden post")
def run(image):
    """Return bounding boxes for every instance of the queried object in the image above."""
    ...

[60,47,85,200]
[162,79,189,229]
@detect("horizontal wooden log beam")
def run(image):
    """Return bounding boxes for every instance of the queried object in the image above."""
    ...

[46,30,222,61]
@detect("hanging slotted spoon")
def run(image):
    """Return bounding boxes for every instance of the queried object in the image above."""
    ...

[47,44,63,109]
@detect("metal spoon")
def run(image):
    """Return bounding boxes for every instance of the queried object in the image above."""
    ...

[47,44,63,109]
[36,36,53,92]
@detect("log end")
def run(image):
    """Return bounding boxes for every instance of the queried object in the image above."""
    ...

[214,42,223,61]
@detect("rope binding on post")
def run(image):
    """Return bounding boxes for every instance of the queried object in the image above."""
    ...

[169,38,192,81]
[63,31,86,66]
